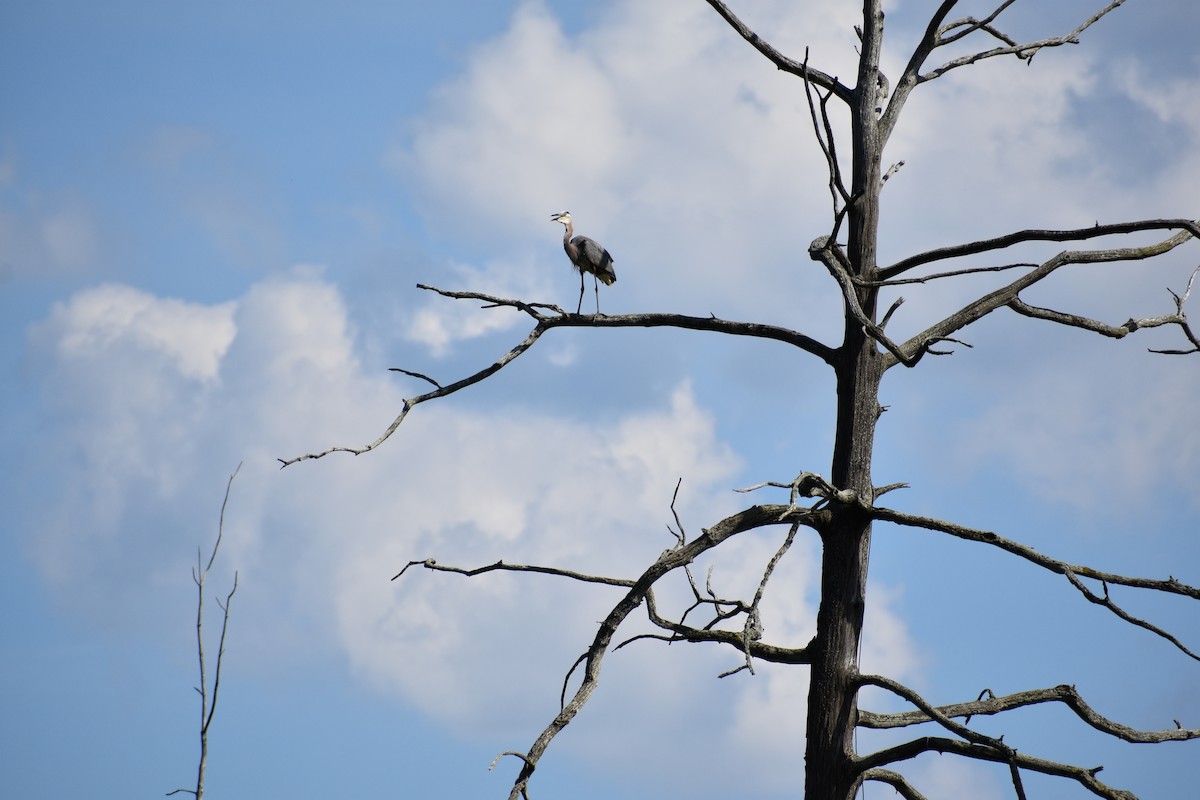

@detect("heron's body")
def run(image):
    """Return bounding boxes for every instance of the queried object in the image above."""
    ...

[551,212,616,314]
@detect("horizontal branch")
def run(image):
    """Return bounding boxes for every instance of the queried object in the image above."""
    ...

[880,219,1200,281]
[703,0,851,102]
[279,285,838,466]
[882,224,1199,369]
[1008,264,1200,355]
[856,736,1136,800]
[392,558,636,587]
[872,505,1200,658]
[859,682,1200,744]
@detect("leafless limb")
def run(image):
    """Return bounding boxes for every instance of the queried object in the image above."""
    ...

[413,287,840,362]
[859,682,1200,744]
[872,505,1200,658]
[388,501,824,800]
[388,367,441,388]
[1063,568,1200,661]
[635,588,814,665]
[491,503,822,800]
[703,0,851,102]
[168,464,241,800]
[860,262,1037,287]
[920,0,1129,82]
[855,768,929,800]
[858,676,1135,798]
[880,220,1200,280]
[937,2,1020,48]
[392,557,636,587]
[279,286,836,466]
[880,1,1127,143]
[809,236,928,366]
[1007,264,1200,354]
[859,674,1039,798]
[1152,265,1200,353]
[882,225,1200,369]
[666,477,687,547]
[718,521,800,677]
[880,160,905,188]
[800,49,850,233]
[857,736,1135,800]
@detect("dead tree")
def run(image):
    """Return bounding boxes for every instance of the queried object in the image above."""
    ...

[282,3,1199,798]
[169,464,240,800]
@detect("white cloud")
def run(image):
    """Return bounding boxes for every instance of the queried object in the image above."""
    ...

[42,283,236,381]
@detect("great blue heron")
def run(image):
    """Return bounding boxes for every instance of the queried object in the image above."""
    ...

[551,211,616,315]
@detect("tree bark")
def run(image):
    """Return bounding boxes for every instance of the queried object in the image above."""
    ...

[804,3,885,798]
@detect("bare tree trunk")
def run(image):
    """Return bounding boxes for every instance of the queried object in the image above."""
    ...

[804,3,885,797]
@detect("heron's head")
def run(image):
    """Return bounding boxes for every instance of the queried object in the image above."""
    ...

[551,211,572,226]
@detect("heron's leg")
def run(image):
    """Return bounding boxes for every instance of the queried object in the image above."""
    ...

[576,272,585,315]
[593,274,601,315]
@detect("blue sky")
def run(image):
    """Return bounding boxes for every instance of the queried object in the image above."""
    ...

[2,2,1199,798]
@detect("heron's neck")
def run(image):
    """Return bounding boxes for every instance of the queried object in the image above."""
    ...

[562,223,573,244]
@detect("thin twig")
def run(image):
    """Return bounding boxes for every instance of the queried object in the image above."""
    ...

[169,464,241,800]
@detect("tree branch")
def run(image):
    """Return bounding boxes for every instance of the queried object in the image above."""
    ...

[1009,264,1200,354]
[808,237,919,365]
[485,503,823,800]
[880,219,1200,280]
[636,587,815,666]
[859,682,1200,744]
[856,768,929,800]
[881,224,1200,369]
[872,505,1200,658]
[856,736,1136,800]
[279,286,837,466]
[703,0,851,102]
[392,557,635,588]
[170,464,240,800]
[919,0,1129,83]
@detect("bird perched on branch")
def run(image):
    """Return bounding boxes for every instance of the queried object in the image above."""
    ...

[551,211,616,315]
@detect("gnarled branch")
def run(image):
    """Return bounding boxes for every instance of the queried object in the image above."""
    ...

[860,682,1200,744]
[279,286,837,466]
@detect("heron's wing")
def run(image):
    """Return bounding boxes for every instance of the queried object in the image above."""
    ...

[573,236,617,285]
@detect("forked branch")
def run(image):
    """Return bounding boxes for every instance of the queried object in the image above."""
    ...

[393,503,822,800]
[880,220,1200,280]
[920,0,1129,82]
[858,672,1140,798]
[859,682,1200,744]
[880,0,1127,142]
[1009,265,1200,355]
[169,464,241,800]
[882,224,1200,369]
[857,736,1135,800]
[873,505,1200,659]
[279,286,836,466]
